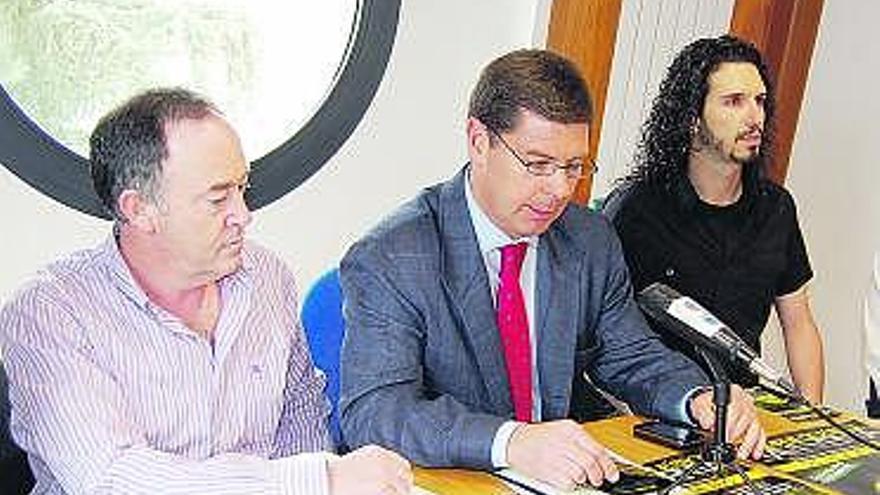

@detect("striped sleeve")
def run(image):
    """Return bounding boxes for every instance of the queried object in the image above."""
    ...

[1,296,330,495]
[273,266,332,457]
[96,448,330,495]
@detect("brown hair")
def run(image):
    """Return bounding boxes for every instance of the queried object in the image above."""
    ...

[468,49,592,132]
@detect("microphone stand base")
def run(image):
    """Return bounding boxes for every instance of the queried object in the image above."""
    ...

[660,358,760,495]
[658,442,760,495]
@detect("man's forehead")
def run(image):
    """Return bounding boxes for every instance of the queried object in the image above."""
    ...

[163,112,226,140]
[206,169,250,191]
[509,108,590,129]
[707,62,766,94]
[160,115,248,189]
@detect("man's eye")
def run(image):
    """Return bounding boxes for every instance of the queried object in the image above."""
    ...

[209,196,227,205]
[527,160,554,171]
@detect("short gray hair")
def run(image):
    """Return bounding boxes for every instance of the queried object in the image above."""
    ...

[89,88,218,221]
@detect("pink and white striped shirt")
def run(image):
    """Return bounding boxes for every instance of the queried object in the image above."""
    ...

[0,236,332,494]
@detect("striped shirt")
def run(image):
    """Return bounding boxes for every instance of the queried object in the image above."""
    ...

[0,236,332,494]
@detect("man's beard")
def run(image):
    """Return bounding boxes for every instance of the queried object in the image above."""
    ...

[693,120,761,165]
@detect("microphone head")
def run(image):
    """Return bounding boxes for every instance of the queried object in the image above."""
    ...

[636,282,727,354]
[637,283,798,399]
[637,282,683,312]
[638,282,762,365]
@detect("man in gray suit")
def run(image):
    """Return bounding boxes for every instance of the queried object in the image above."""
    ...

[339,49,765,490]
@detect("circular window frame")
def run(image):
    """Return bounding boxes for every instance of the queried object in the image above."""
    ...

[0,0,400,220]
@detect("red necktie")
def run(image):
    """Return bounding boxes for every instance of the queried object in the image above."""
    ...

[497,242,533,422]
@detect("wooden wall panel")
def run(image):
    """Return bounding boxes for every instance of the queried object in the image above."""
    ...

[730,0,825,184]
[547,0,622,205]
[591,0,735,200]
[547,0,823,195]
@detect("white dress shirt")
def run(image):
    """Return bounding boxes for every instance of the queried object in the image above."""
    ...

[464,172,541,467]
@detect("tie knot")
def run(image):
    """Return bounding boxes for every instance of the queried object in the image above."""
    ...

[500,242,528,279]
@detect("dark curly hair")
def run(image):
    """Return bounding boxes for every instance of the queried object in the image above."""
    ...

[623,35,774,197]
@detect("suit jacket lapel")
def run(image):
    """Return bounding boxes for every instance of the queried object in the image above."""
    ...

[435,169,513,415]
[535,222,580,420]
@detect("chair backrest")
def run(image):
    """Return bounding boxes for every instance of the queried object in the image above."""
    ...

[1,361,35,494]
[300,268,345,447]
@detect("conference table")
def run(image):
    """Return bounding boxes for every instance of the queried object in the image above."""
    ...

[410,393,880,494]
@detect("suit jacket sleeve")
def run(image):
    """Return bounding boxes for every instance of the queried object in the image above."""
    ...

[584,217,708,422]
[338,240,505,470]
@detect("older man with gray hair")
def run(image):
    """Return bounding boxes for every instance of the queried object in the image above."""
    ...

[0,88,411,495]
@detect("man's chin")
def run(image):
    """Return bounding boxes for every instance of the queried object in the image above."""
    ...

[214,254,244,280]
[731,153,760,167]
[732,144,761,163]
[517,215,558,237]
[229,253,245,270]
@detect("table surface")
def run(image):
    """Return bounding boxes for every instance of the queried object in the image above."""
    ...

[412,405,854,494]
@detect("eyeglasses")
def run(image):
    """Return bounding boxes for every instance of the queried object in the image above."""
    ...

[486,125,597,179]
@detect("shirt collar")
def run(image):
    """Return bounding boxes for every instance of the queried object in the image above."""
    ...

[101,232,253,312]
[102,234,152,310]
[464,167,539,255]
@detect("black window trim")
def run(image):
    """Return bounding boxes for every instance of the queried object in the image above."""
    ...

[0,0,401,219]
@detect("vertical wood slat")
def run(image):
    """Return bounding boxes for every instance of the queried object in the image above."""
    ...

[547,0,623,205]
[730,0,824,184]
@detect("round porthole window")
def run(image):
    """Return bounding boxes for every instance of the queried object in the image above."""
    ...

[0,0,400,219]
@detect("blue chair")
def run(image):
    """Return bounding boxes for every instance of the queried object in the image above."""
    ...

[300,268,346,447]
[1,361,35,494]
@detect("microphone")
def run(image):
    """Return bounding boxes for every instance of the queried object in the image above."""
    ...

[636,282,800,398]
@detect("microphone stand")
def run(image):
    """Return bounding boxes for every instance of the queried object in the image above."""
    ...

[660,348,760,495]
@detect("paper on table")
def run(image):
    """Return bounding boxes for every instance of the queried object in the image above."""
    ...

[493,450,684,495]
[494,468,607,494]
[412,486,438,495]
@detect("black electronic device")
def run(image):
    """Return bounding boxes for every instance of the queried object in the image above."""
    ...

[633,421,705,451]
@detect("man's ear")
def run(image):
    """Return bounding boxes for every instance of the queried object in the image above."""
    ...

[466,117,491,165]
[117,189,160,233]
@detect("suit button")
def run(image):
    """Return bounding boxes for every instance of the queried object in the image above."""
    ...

[665,267,675,278]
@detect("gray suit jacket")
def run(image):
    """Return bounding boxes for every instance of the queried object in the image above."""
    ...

[339,169,707,469]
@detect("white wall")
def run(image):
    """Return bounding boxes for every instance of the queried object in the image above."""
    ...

[1,0,870,414]
[0,1,542,301]
[593,0,735,198]
[773,1,880,412]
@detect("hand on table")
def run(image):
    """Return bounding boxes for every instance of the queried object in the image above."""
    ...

[507,419,619,490]
[328,444,413,495]
[688,384,766,460]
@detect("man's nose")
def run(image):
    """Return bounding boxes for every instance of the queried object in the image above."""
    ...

[747,100,765,128]
[227,189,253,228]
[543,167,576,199]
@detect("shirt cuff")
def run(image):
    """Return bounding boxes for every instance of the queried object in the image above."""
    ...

[491,421,524,468]
[272,452,334,495]
[680,385,712,425]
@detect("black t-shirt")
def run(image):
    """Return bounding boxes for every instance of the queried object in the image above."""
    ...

[604,179,813,386]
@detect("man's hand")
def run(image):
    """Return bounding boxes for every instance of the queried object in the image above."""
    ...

[507,420,619,490]
[688,384,766,460]
[328,445,412,495]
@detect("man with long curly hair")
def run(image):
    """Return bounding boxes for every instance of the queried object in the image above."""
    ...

[605,35,824,403]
